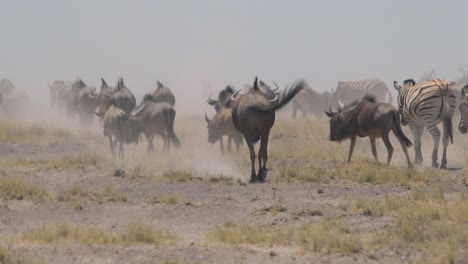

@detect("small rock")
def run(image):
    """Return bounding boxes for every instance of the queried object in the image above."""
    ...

[317,188,324,194]
[269,251,277,257]
[114,168,125,177]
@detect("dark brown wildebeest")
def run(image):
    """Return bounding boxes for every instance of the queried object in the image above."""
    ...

[152,81,175,106]
[205,108,243,154]
[231,77,306,183]
[96,77,136,116]
[325,95,413,167]
[102,105,140,157]
[207,85,235,112]
[132,94,180,152]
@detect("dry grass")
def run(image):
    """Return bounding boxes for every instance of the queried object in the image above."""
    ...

[207,220,364,254]
[150,195,180,205]
[0,178,49,201]
[2,153,102,170]
[0,122,73,145]
[57,185,128,203]
[0,245,33,264]
[21,222,175,246]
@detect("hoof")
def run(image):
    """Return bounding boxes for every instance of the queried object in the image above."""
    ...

[249,177,257,184]
[432,162,439,168]
[439,164,447,170]
[257,168,268,183]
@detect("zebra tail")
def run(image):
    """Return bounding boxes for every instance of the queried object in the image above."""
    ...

[393,111,412,147]
[442,91,454,144]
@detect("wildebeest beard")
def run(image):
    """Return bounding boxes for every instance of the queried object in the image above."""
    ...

[329,115,354,142]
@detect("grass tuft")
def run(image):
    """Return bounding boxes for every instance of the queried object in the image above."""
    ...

[0,178,49,201]
[0,122,73,145]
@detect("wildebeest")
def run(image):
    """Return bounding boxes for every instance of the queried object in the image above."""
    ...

[102,105,140,157]
[49,80,73,117]
[207,85,235,112]
[132,94,180,152]
[96,77,136,116]
[0,78,29,118]
[326,95,413,167]
[205,108,243,154]
[152,81,175,106]
[291,86,332,118]
[72,79,98,126]
[231,77,306,183]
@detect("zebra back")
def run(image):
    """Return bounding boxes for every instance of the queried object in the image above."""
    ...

[398,79,457,126]
[334,79,391,105]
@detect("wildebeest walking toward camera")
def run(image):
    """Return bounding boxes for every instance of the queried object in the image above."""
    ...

[207,85,236,112]
[72,79,98,126]
[393,79,456,169]
[458,84,468,134]
[205,108,243,154]
[102,105,140,157]
[152,81,175,106]
[326,95,413,167]
[132,94,180,152]
[96,77,136,117]
[231,77,306,183]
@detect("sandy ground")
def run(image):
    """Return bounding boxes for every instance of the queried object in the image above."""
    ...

[0,112,467,264]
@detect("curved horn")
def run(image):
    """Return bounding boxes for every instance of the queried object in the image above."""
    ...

[272,82,280,91]
[206,93,218,105]
[268,93,279,103]
[338,104,342,112]
[230,89,242,102]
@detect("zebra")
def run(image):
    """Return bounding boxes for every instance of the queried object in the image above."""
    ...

[393,79,457,169]
[458,84,468,134]
[291,86,332,118]
[331,79,392,108]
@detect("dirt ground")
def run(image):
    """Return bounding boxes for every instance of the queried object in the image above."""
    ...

[0,113,467,264]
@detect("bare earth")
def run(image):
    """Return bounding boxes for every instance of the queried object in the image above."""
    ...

[0,115,467,264]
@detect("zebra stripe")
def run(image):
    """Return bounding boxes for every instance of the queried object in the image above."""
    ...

[334,79,392,105]
[291,86,331,118]
[458,85,468,134]
[393,79,457,169]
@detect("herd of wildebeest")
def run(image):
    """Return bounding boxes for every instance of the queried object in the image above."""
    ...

[1,75,468,182]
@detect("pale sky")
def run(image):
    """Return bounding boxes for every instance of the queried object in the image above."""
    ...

[1,1,467,113]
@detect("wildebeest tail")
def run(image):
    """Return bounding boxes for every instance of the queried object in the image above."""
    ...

[392,111,412,147]
[164,108,181,148]
[254,79,307,112]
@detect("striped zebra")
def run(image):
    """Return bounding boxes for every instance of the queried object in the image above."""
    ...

[458,85,468,134]
[331,79,392,108]
[291,86,332,118]
[393,79,457,169]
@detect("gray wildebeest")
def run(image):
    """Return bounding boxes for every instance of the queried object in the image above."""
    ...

[49,80,73,117]
[72,79,98,126]
[325,95,413,167]
[152,81,175,106]
[231,77,306,183]
[205,108,243,154]
[132,94,180,152]
[207,85,235,112]
[102,105,140,157]
[96,77,136,116]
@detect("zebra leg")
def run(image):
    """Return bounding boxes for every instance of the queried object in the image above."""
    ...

[426,124,441,168]
[409,124,424,165]
[440,124,450,169]
[370,137,379,163]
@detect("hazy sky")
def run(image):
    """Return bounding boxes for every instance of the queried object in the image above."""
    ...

[1,1,467,113]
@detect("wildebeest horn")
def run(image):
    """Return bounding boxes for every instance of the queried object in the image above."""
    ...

[253,77,258,91]
[207,94,218,105]
[230,89,242,101]
[272,82,280,92]
[268,93,279,103]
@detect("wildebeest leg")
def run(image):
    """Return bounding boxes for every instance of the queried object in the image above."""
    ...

[257,132,270,182]
[409,124,424,165]
[347,135,357,163]
[219,137,224,155]
[108,136,114,156]
[370,137,379,163]
[246,138,257,183]
[381,134,393,165]
[147,135,154,153]
[393,130,413,168]
[119,140,124,158]
[426,124,441,168]
[227,136,232,153]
